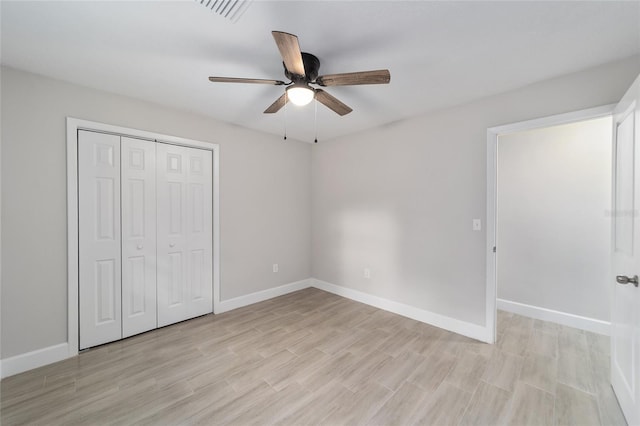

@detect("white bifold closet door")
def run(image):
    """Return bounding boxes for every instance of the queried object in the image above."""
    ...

[79,131,213,349]
[78,131,123,349]
[156,143,213,327]
[121,137,157,338]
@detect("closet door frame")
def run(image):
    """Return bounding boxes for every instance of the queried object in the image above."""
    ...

[66,117,220,357]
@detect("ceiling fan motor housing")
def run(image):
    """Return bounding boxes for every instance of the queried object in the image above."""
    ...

[284,52,320,83]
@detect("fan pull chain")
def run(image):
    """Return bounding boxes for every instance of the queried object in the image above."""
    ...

[283,90,288,140]
[314,92,318,144]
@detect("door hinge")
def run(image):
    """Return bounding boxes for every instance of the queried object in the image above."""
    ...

[493,246,496,253]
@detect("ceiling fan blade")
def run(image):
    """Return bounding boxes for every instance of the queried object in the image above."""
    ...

[272,31,305,77]
[315,89,352,116]
[264,93,288,114]
[209,77,286,85]
[316,69,390,86]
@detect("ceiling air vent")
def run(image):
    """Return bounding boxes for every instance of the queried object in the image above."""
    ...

[196,0,252,23]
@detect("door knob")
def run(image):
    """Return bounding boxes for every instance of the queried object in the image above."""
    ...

[169,243,175,247]
[616,275,639,287]
[136,244,143,250]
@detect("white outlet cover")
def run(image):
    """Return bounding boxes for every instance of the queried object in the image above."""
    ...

[273,264,279,272]
[473,219,482,231]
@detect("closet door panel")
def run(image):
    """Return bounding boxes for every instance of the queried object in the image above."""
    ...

[78,130,122,349]
[157,144,189,326]
[187,148,213,317]
[157,144,213,326]
[121,137,157,338]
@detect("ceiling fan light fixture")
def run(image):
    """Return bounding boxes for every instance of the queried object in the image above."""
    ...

[286,84,315,106]
[209,31,390,116]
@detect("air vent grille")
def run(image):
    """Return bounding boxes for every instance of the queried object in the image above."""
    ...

[196,0,252,23]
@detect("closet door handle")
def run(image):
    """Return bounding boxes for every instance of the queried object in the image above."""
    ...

[136,244,143,250]
[616,275,639,287]
[169,243,175,248]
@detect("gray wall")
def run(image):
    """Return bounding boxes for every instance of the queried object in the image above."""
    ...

[497,118,612,321]
[1,67,312,358]
[311,56,640,326]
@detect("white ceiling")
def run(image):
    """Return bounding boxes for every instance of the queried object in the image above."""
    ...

[2,1,639,142]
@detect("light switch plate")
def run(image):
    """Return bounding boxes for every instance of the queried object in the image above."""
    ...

[473,219,482,231]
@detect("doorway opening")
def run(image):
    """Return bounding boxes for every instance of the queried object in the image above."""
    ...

[485,105,614,343]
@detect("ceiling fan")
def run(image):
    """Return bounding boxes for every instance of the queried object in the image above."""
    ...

[208,31,391,116]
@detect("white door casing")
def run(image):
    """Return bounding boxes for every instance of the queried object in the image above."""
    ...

[157,143,213,326]
[121,137,158,338]
[611,73,640,426]
[78,130,122,349]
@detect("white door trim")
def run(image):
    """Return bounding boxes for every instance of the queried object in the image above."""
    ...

[485,104,614,344]
[66,117,221,357]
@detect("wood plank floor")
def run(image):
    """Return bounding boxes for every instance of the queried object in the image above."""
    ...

[1,288,626,425]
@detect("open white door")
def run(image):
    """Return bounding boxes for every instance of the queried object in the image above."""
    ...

[611,73,640,426]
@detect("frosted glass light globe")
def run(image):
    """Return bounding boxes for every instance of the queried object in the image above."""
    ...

[287,85,315,106]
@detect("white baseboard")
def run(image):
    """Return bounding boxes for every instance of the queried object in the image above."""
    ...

[216,278,312,314]
[1,343,70,379]
[497,298,610,336]
[312,279,492,343]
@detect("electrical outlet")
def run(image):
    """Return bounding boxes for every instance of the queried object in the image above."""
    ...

[273,263,279,273]
[364,268,371,279]
[473,219,482,231]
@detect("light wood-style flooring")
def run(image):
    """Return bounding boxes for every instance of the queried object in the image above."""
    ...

[1,288,626,425]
